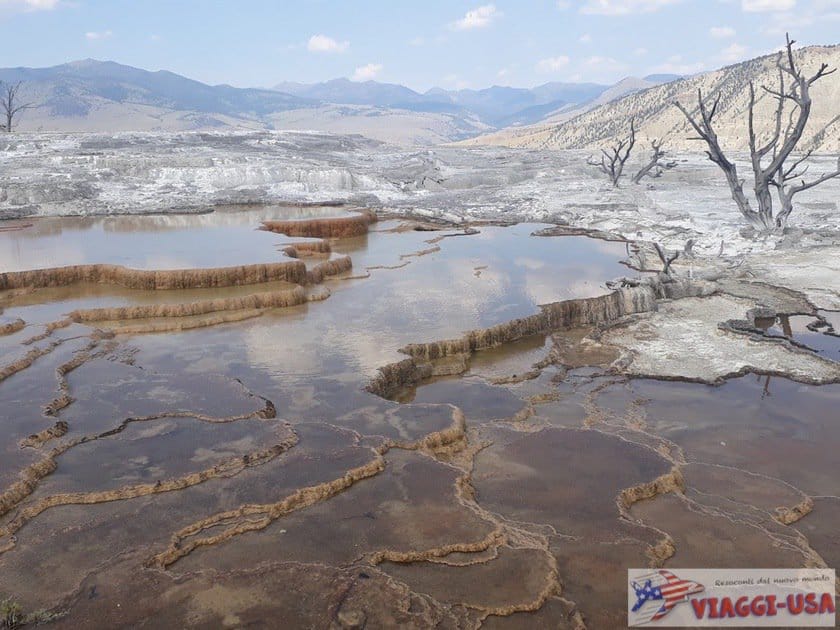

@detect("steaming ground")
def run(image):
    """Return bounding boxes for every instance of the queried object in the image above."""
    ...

[2,130,839,259]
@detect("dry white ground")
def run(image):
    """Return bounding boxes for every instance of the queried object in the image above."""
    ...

[1,129,838,383]
[1,131,838,260]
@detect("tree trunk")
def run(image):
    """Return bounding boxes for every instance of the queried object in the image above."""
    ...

[754,182,775,229]
[675,35,838,232]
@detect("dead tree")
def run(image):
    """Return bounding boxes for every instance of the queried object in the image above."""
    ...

[587,119,635,187]
[675,34,840,231]
[774,155,840,228]
[0,81,32,133]
[654,242,680,276]
[632,139,677,184]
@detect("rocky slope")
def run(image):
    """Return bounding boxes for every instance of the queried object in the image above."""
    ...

[463,45,840,153]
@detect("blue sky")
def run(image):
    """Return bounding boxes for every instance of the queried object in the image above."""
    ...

[0,0,838,91]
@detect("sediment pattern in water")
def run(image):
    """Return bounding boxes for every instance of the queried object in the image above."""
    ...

[1,210,838,628]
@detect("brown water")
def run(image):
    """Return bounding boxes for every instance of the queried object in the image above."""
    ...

[0,208,838,628]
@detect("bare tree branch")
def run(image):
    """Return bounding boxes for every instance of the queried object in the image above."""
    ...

[0,81,33,133]
[632,138,677,184]
[675,91,759,226]
[653,243,680,276]
[586,119,636,186]
[674,33,837,231]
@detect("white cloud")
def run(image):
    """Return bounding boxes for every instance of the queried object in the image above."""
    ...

[580,0,681,15]
[307,34,349,53]
[451,4,501,30]
[582,55,629,74]
[556,0,572,8]
[0,0,60,9]
[710,25,736,38]
[742,0,795,10]
[85,30,113,41]
[536,56,571,73]
[409,36,425,46]
[0,0,60,13]
[760,3,838,34]
[579,33,593,43]
[634,47,648,56]
[351,63,383,81]
[650,54,708,75]
[719,42,748,62]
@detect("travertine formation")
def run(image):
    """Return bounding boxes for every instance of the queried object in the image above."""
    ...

[69,285,309,323]
[0,316,25,336]
[1,213,839,629]
[0,261,309,291]
[306,254,353,284]
[597,294,840,384]
[262,208,377,239]
[368,278,714,398]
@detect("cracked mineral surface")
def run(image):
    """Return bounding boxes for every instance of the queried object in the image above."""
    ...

[1,146,840,628]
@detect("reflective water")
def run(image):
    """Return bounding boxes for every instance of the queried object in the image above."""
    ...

[0,205,349,271]
[756,313,840,358]
[0,208,838,628]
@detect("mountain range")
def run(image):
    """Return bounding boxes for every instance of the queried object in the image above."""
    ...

[6,47,837,153]
[463,45,840,153]
[0,59,678,144]
[272,77,626,126]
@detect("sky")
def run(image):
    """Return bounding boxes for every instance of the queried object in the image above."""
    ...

[0,0,838,91]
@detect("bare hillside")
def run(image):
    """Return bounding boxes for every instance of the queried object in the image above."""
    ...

[463,45,840,153]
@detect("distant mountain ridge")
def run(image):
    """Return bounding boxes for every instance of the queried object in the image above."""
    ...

[275,77,430,107]
[0,58,678,144]
[2,59,312,118]
[463,46,840,153]
[273,78,633,127]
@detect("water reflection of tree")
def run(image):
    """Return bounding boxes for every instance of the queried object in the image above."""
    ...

[778,314,793,338]
[760,374,772,399]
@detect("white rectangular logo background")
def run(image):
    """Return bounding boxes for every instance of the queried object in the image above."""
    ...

[628,569,835,627]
